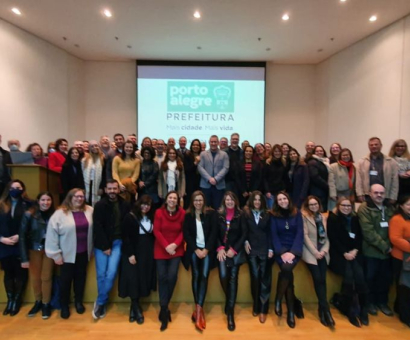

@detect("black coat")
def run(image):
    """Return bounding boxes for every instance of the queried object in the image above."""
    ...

[307,158,329,207]
[263,159,287,195]
[0,147,12,186]
[138,160,159,196]
[237,161,262,195]
[242,209,272,257]
[61,161,85,196]
[93,196,130,251]
[181,152,200,206]
[327,211,363,276]
[216,210,246,253]
[287,162,309,208]
[182,209,218,269]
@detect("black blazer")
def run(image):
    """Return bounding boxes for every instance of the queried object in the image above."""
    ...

[182,209,218,269]
[61,162,85,196]
[121,212,154,258]
[307,158,329,196]
[327,211,363,276]
[93,196,130,251]
[242,209,272,257]
[216,210,246,253]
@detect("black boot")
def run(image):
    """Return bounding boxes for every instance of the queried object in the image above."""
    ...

[227,313,236,331]
[129,302,136,323]
[28,300,43,317]
[3,293,13,316]
[294,297,304,319]
[134,300,144,325]
[159,307,169,331]
[10,294,22,316]
[275,272,287,317]
[324,309,335,327]
[319,307,328,327]
[285,286,296,328]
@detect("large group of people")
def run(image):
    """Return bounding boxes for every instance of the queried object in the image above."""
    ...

[0,132,410,331]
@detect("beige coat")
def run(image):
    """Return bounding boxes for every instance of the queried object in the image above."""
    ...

[328,162,356,198]
[301,211,330,265]
[158,166,186,199]
[355,154,399,200]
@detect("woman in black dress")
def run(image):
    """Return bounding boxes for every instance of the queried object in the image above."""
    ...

[243,191,273,323]
[61,147,85,200]
[119,195,156,324]
[183,191,217,331]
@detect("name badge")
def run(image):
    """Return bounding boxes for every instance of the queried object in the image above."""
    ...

[349,232,356,239]
[370,170,378,176]
[380,221,389,228]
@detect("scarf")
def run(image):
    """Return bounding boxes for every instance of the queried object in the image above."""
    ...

[82,157,103,206]
[312,154,330,170]
[338,160,354,190]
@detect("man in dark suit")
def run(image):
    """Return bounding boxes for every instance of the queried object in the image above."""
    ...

[197,135,229,209]
[0,135,12,196]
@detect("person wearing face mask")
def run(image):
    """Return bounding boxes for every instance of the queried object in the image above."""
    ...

[7,139,21,152]
[0,134,12,197]
[61,147,85,200]
[216,191,246,331]
[270,192,304,328]
[328,148,356,211]
[158,146,186,204]
[46,142,56,156]
[19,191,55,319]
[0,180,32,316]
[153,191,185,331]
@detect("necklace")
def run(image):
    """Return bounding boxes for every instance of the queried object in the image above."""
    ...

[285,220,289,230]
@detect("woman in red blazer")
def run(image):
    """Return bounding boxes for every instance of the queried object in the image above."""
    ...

[153,191,185,331]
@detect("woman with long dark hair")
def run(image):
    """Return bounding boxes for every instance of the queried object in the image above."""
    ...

[45,188,93,319]
[286,148,309,208]
[0,180,32,316]
[307,145,330,212]
[237,146,262,207]
[243,191,273,323]
[19,191,55,319]
[183,139,201,209]
[327,197,368,327]
[119,195,156,324]
[153,190,185,331]
[301,195,334,327]
[270,191,303,328]
[138,146,160,209]
[61,147,85,200]
[216,191,246,331]
[183,191,217,331]
[264,144,287,209]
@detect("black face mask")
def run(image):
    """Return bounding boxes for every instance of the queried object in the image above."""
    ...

[9,188,23,198]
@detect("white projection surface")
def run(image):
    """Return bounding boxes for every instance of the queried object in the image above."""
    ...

[137,65,265,147]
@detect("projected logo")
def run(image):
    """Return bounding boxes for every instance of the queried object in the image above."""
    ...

[168,81,234,112]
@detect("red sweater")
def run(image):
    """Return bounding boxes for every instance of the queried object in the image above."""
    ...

[48,152,66,173]
[154,207,185,260]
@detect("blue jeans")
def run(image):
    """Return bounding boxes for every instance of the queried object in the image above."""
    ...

[201,186,224,210]
[95,239,122,305]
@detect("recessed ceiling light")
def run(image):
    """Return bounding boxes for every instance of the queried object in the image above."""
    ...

[282,13,290,21]
[340,0,347,2]
[193,11,201,19]
[369,15,377,22]
[11,8,21,15]
[103,9,112,18]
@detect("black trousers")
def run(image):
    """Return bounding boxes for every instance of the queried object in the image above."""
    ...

[306,258,329,310]
[191,253,210,307]
[0,255,28,295]
[248,255,272,314]
[60,252,88,306]
[156,257,181,308]
[364,256,392,305]
[218,260,240,314]
[276,261,298,311]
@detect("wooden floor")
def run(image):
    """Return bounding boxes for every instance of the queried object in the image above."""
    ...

[0,302,409,340]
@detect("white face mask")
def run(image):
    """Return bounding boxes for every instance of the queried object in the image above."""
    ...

[9,144,19,151]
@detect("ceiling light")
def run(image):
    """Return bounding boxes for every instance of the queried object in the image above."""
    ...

[103,9,112,18]
[193,11,201,19]
[11,8,21,15]
[282,13,290,21]
[369,15,377,22]
[340,0,347,2]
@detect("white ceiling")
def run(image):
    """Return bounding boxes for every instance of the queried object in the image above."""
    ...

[1,0,410,64]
